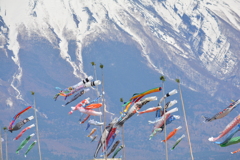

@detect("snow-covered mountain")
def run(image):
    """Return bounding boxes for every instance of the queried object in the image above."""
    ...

[0,0,240,160]
[1,0,240,101]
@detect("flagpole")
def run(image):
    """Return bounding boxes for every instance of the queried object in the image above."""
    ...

[32,92,42,160]
[160,76,168,160]
[99,64,107,160]
[0,129,3,160]
[3,127,8,160]
[91,62,103,133]
[176,79,194,160]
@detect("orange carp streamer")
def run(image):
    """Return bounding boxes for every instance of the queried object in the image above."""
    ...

[162,126,182,143]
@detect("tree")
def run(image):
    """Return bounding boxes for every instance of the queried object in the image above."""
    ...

[160,75,166,82]
[120,98,123,103]
[160,75,168,160]
[91,62,96,66]
[175,79,194,160]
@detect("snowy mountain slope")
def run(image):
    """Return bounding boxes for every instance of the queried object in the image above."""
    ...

[0,0,240,102]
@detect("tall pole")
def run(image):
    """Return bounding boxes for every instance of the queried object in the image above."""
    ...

[100,64,107,160]
[31,92,42,160]
[5,130,7,160]
[121,125,125,160]
[160,76,168,160]
[176,79,194,160]
[120,98,126,160]
[0,129,3,160]
[91,62,103,133]
[3,127,7,160]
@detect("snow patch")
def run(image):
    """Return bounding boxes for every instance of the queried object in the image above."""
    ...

[6,97,13,108]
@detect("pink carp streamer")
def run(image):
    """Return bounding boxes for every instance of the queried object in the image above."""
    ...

[137,106,162,116]
[78,107,102,116]
[13,124,35,141]
[209,114,240,142]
